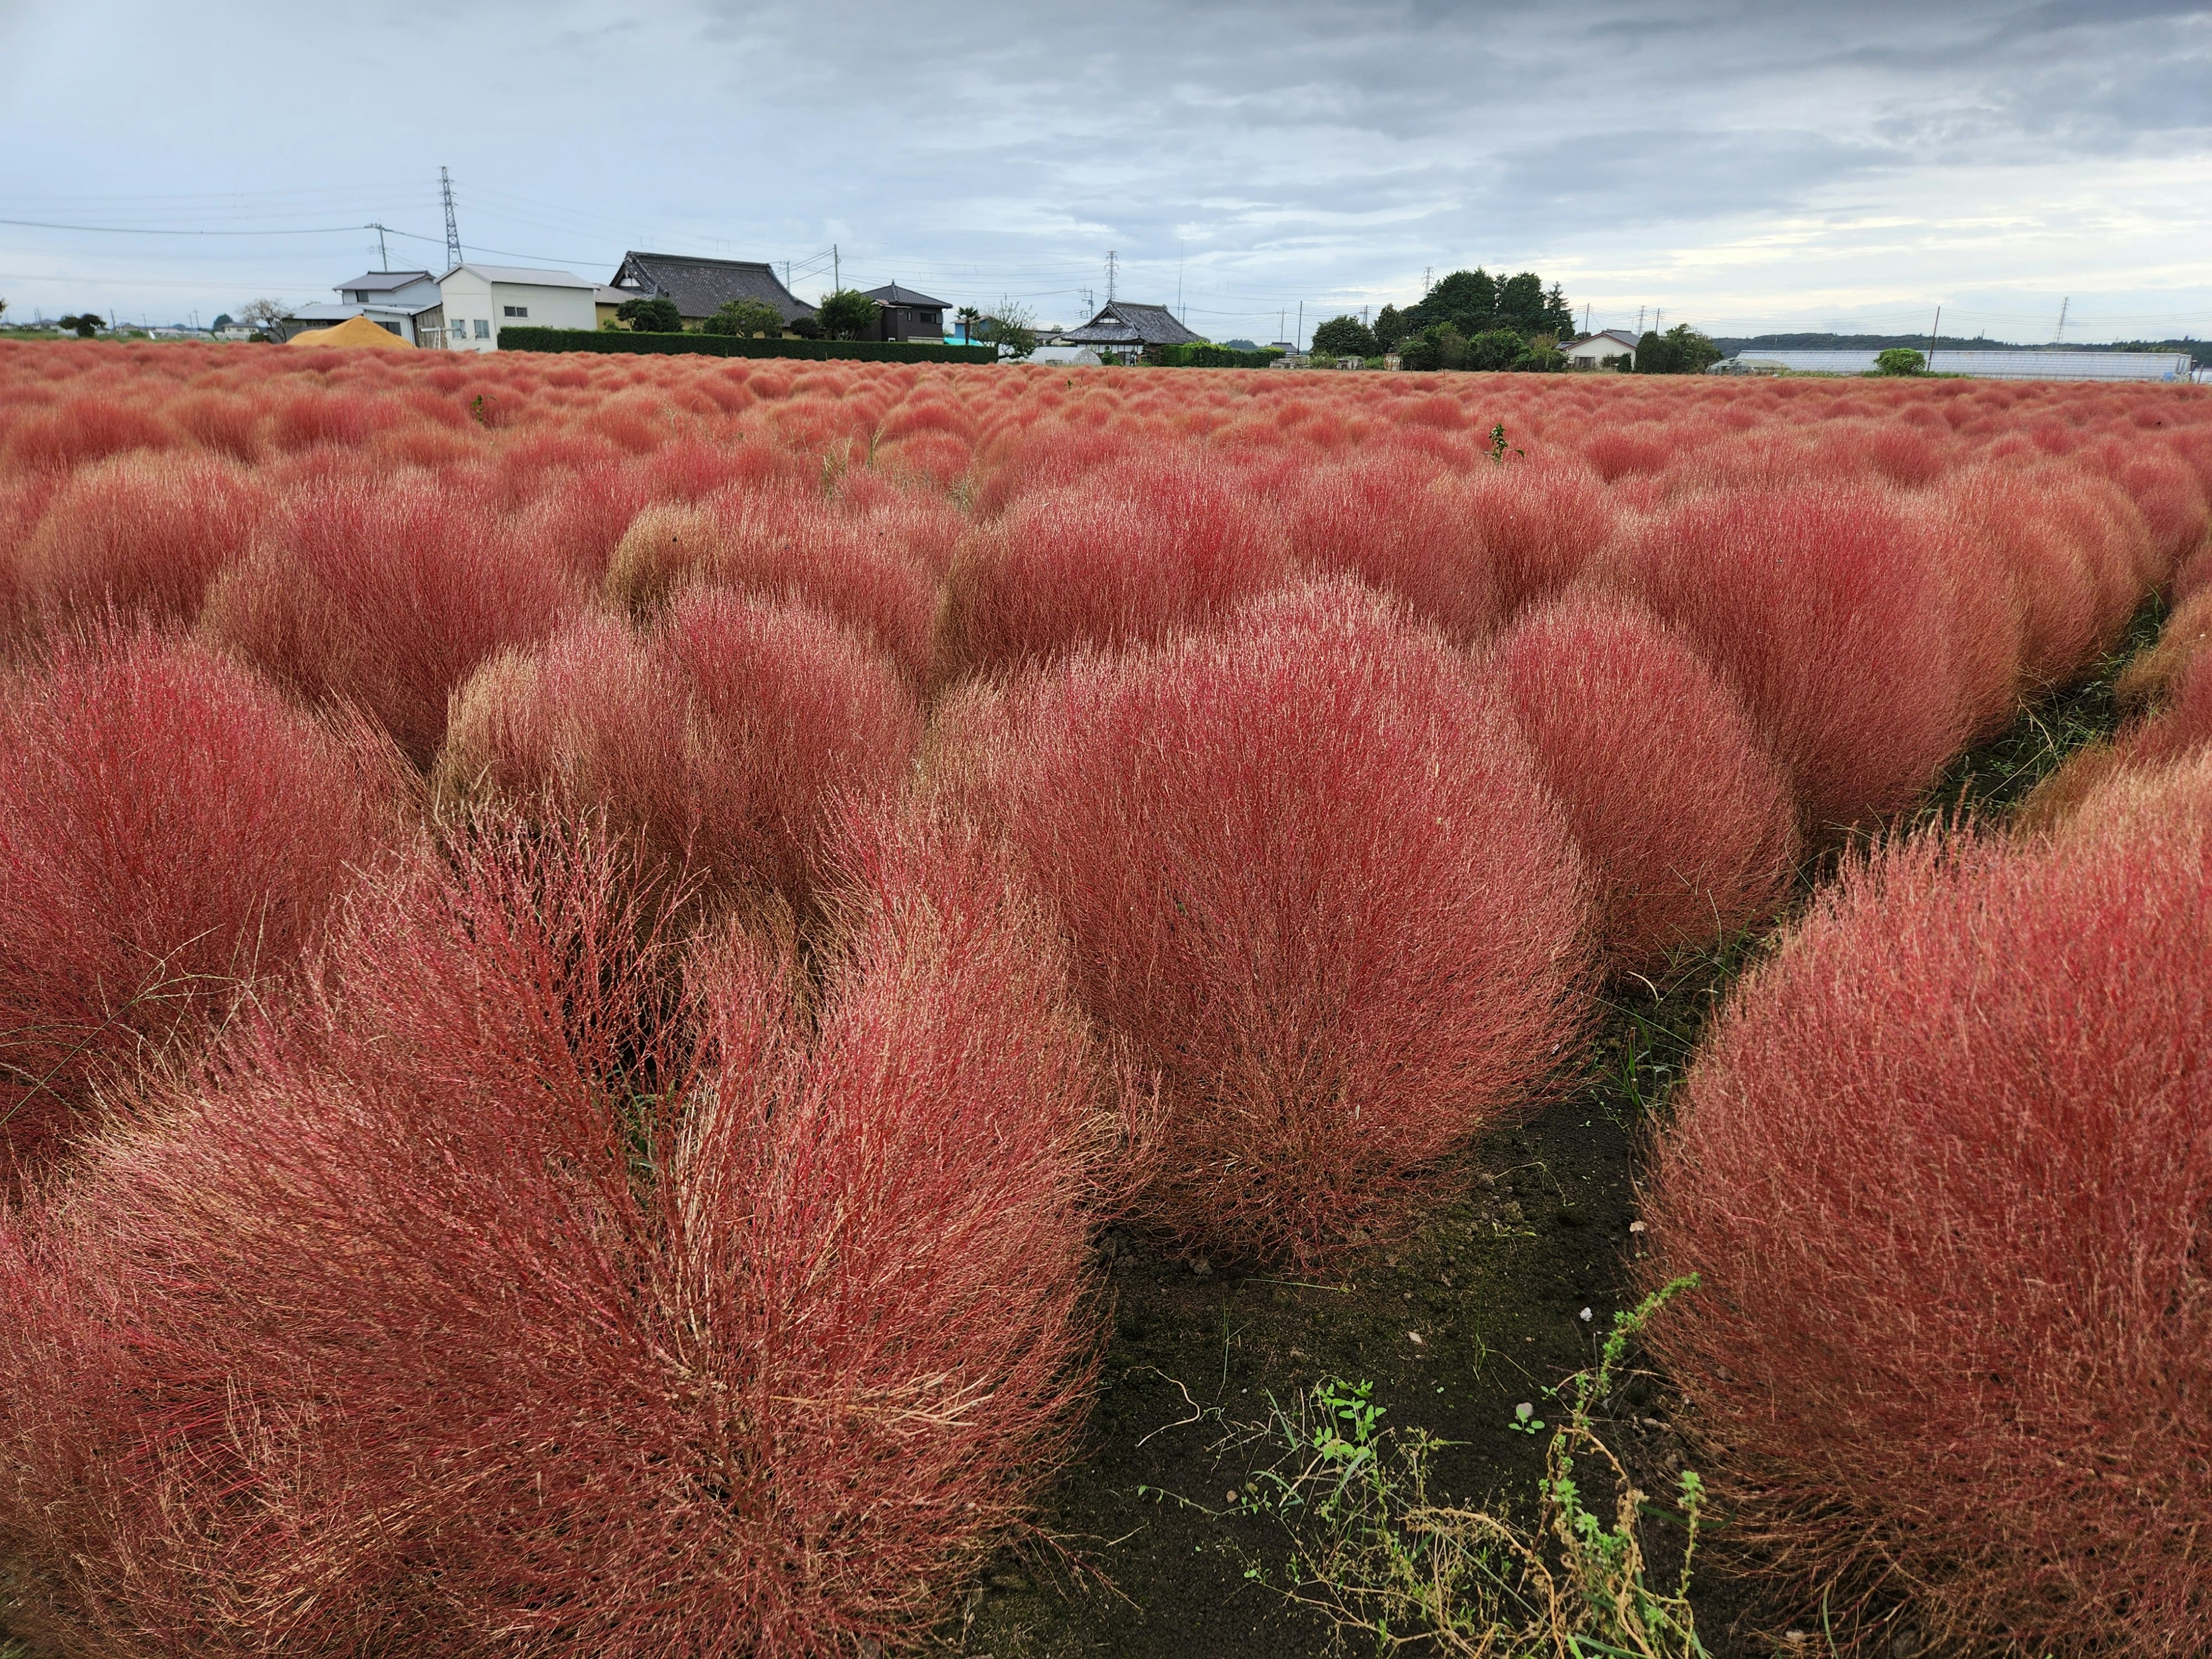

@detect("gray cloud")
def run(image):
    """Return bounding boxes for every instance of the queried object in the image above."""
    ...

[0,0,2205,338]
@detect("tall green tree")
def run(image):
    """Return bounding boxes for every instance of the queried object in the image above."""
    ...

[816,289,880,341]
[1373,304,1408,350]
[56,313,104,338]
[1311,314,1379,358]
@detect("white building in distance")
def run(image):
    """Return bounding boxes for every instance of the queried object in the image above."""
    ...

[426,264,597,352]
[1564,328,1638,370]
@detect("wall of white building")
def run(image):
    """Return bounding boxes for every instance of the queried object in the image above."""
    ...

[433,265,596,352]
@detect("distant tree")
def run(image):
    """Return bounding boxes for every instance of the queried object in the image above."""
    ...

[1372,305,1408,351]
[1408,269,1498,337]
[210,312,232,331]
[1311,315,1380,358]
[1636,324,1724,376]
[238,298,289,340]
[955,305,982,344]
[618,296,683,333]
[980,300,1039,361]
[787,313,824,340]
[1222,338,1262,351]
[703,298,785,338]
[816,289,880,342]
[1876,347,1927,376]
[55,312,105,339]
[1398,323,1463,372]
[1494,272,1551,332]
[1465,328,1529,372]
[0,296,8,324]
[1521,331,1566,373]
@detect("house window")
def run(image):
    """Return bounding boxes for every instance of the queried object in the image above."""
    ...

[473,319,490,339]
[503,305,528,318]
[379,320,399,335]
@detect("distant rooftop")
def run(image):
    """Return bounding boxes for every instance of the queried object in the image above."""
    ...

[1062,300,1205,348]
[612,251,816,323]
[336,270,434,293]
[444,263,596,289]
[862,281,949,309]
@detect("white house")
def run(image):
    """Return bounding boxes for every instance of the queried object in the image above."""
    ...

[427,264,597,352]
[1565,328,1638,370]
[283,270,442,343]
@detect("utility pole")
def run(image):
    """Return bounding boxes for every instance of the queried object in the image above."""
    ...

[832,245,839,291]
[2055,297,2069,344]
[367,222,391,269]
[1279,308,1285,344]
[1296,300,1303,354]
[783,260,791,293]
[1106,249,1118,303]
[440,168,462,270]
[1927,305,1941,366]
[1584,302,1591,334]
[1637,305,1646,335]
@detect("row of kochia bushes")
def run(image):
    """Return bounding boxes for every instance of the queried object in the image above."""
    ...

[0,346,2207,1654]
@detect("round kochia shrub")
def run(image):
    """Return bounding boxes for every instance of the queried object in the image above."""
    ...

[0,626,394,1183]
[437,588,921,924]
[1641,822,2212,1653]
[0,813,1115,1658]
[938,456,1290,681]
[13,452,266,630]
[1597,484,1967,833]
[199,470,582,766]
[940,578,1590,1265]
[1490,590,1798,975]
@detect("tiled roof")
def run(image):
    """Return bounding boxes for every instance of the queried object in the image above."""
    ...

[863,282,948,309]
[612,252,816,323]
[1060,301,1205,347]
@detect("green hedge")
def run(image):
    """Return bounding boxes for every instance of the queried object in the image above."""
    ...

[1150,342,1282,368]
[497,327,997,363]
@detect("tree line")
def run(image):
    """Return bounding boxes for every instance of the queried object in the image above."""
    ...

[1308,269,1719,373]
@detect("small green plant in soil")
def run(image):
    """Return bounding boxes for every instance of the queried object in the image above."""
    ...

[1194,1278,1707,1657]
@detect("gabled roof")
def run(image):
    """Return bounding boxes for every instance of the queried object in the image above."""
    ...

[1060,301,1205,347]
[1568,329,1639,350]
[612,251,816,322]
[336,270,434,293]
[862,282,949,309]
[442,263,596,289]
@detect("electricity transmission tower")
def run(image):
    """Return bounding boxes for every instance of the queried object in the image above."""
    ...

[1105,249,1118,303]
[440,168,463,270]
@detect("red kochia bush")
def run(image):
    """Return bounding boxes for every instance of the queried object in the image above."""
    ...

[438,588,922,921]
[200,471,582,765]
[1599,486,1965,832]
[0,627,392,1180]
[0,813,1112,1657]
[940,456,1290,681]
[941,578,1590,1264]
[14,452,266,629]
[1641,823,2212,1653]
[1490,590,1797,974]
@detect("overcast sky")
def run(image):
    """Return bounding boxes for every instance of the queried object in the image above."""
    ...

[2,0,2207,341]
